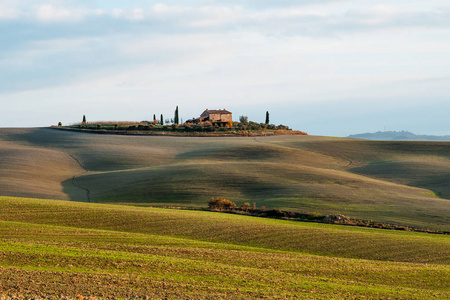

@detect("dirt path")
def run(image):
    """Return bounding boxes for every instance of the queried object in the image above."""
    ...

[69,154,91,203]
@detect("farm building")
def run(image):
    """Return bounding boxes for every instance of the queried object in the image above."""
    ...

[187,109,232,126]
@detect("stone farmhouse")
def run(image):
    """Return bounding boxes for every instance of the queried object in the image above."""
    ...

[187,109,233,126]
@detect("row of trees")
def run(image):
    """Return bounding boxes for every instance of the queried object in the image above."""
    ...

[152,114,165,125]
[79,109,272,128]
[81,106,181,126]
[151,106,179,125]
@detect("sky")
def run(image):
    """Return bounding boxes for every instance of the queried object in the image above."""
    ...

[1,0,450,136]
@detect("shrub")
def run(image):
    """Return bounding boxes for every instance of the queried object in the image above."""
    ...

[208,197,236,211]
[248,122,262,130]
[137,124,150,130]
[276,124,290,130]
[239,203,250,212]
[239,115,248,124]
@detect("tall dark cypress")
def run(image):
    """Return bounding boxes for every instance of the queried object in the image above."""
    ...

[160,114,164,125]
[153,114,156,121]
[265,111,270,125]
[82,115,86,123]
[174,106,179,124]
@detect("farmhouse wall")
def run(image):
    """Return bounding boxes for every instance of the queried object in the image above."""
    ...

[200,109,233,122]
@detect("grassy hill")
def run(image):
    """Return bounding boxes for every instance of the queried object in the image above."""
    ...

[0,128,449,231]
[0,196,448,299]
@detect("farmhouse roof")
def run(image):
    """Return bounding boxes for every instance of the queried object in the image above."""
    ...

[204,109,232,114]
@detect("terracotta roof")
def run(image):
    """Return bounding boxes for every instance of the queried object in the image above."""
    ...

[204,109,232,114]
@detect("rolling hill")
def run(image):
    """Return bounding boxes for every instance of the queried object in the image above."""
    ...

[0,128,449,231]
[0,128,449,298]
[0,196,448,299]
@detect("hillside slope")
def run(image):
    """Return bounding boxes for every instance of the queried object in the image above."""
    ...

[0,196,448,299]
[0,128,449,231]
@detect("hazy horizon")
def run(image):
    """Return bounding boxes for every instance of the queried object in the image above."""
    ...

[1,1,450,137]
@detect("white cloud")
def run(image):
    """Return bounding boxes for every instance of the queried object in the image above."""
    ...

[189,6,242,27]
[152,3,188,14]
[0,6,19,19]
[111,8,124,18]
[131,8,144,20]
[1,1,449,34]
[34,5,86,22]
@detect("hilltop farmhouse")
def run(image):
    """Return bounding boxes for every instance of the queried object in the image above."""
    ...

[187,109,232,126]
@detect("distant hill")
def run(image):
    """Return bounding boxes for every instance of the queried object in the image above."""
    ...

[348,131,450,141]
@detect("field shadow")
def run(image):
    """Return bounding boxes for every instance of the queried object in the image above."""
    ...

[61,164,292,207]
[177,144,285,162]
[351,161,450,200]
[0,128,85,148]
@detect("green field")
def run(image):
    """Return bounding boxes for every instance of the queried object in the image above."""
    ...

[0,196,448,299]
[0,128,449,298]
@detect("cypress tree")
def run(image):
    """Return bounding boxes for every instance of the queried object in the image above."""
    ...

[265,111,270,125]
[160,114,164,125]
[82,115,86,124]
[153,114,156,122]
[174,106,179,124]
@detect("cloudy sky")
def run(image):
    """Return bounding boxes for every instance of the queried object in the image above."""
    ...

[1,0,450,136]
